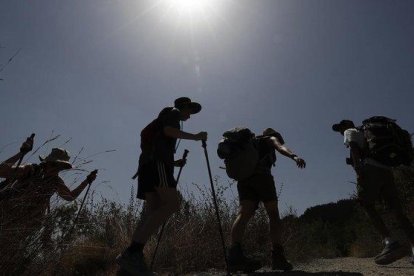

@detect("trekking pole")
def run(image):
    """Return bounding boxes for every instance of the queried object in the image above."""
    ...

[201,140,230,276]
[61,169,98,241]
[150,149,189,270]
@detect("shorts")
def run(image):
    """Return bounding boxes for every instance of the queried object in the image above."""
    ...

[137,160,176,200]
[357,164,399,206]
[237,173,278,203]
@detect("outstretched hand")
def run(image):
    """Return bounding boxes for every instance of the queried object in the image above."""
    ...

[294,156,306,169]
[86,169,98,184]
[174,159,187,168]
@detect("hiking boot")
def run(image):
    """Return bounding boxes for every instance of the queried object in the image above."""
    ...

[374,241,406,265]
[227,244,262,273]
[116,249,151,276]
[272,246,293,271]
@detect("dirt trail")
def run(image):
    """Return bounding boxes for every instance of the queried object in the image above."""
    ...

[186,257,414,276]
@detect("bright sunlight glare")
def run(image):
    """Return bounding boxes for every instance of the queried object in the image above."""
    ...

[162,0,223,21]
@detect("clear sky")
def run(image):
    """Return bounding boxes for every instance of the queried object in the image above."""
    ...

[1,0,413,215]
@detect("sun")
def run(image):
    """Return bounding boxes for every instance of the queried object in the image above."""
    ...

[163,0,221,20]
[168,0,210,14]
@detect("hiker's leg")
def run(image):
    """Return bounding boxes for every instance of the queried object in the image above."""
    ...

[231,200,257,245]
[357,165,391,240]
[360,200,391,239]
[263,199,292,271]
[132,187,181,244]
[263,200,282,247]
[385,184,414,245]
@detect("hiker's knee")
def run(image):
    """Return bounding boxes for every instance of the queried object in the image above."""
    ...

[238,201,257,221]
[157,188,181,214]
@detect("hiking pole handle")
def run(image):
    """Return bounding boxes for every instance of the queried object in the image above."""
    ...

[16,133,35,168]
[183,149,189,160]
[176,149,189,183]
[202,139,207,149]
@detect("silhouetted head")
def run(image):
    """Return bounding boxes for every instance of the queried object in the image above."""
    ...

[174,97,202,121]
[39,148,72,173]
[332,120,355,135]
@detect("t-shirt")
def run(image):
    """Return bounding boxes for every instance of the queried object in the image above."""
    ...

[343,128,389,169]
[152,107,181,165]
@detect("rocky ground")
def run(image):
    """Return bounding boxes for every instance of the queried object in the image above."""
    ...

[183,257,414,276]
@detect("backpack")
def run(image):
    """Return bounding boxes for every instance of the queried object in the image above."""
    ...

[217,128,259,181]
[140,107,174,154]
[362,116,413,167]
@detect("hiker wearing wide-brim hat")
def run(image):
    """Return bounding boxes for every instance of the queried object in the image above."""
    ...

[117,97,208,275]
[225,127,306,273]
[0,139,98,272]
[38,148,73,170]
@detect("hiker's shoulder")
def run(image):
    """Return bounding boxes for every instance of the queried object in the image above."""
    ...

[255,135,275,148]
[159,107,180,119]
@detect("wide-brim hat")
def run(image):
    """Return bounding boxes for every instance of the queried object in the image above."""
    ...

[174,97,202,114]
[39,148,73,170]
[332,120,354,132]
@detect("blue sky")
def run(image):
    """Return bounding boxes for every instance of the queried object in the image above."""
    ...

[1,0,413,215]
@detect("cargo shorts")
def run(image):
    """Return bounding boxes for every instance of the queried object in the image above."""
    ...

[357,164,400,206]
[237,173,278,203]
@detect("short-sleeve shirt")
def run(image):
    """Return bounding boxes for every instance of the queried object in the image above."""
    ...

[343,128,389,169]
[153,107,181,165]
[344,128,366,149]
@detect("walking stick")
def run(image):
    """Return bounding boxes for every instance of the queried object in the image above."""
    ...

[201,140,230,276]
[150,149,189,270]
[61,169,98,241]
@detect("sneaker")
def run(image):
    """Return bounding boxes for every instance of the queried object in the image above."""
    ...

[272,246,293,271]
[227,244,262,273]
[374,241,406,265]
[116,250,151,276]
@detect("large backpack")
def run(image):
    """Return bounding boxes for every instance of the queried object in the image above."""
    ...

[217,128,259,181]
[362,116,413,167]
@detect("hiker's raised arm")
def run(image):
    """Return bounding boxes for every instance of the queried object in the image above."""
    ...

[0,161,33,179]
[164,126,207,141]
[269,137,306,168]
[57,170,97,201]
[1,152,24,167]
[0,135,34,177]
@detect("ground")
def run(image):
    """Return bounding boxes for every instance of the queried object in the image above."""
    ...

[182,257,414,276]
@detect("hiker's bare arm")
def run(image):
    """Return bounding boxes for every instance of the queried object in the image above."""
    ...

[164,127,207,141]
[1,152,24,166]
[57,171,97,201]
[0,162,32,179]
[269,137,306,168]
[56,181,88,201]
